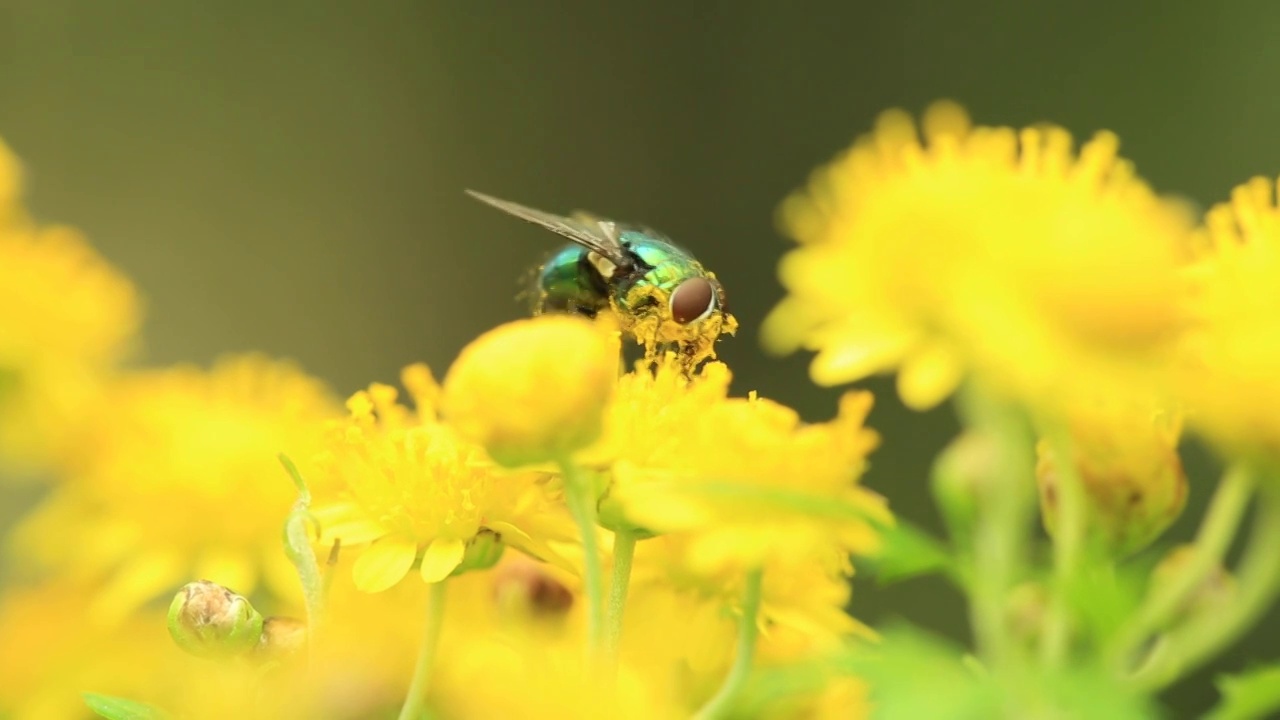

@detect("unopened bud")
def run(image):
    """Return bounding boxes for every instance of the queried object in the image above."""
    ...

[256,616,308,660]
[931,432,1000,539]
[1150,545,1236,630]
[1036,403,1186,557]
[1034,430,1182,556]
[453,529,506,576]
[441,316,617,467]
[167,580,264,659]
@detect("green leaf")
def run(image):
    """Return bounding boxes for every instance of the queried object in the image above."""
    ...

[844,625,1159,720]
[278,452,311,500]
[862,520,954,585]
[1207,664,1280,720]
[1037,662,1163,720]
[82,694,170,720]
[845,624,1003,719]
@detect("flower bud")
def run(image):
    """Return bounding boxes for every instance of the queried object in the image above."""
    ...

[256,616,308,661]
[167,580,265,659]
[452,529,507,576]
[1149,544,1236,630]
[442,316,618,467]
[1036,400,1186,557]
[931,431,1000,540]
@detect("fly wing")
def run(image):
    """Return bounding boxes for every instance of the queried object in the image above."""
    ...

[466,190,630,266]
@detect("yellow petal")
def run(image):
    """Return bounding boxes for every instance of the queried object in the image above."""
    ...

[810,332,914,387]
[262,544,306,604]
[89,549,184,626]
[896,341,965,410]
[352,537,416,592]
[419,538,466,583]
[487,520,577,575]
[193,550,256,596]
[311,503,387,546]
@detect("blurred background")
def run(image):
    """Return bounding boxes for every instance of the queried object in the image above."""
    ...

[2,1,1277,715]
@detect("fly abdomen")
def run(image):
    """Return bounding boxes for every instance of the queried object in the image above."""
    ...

[535,244,611,318]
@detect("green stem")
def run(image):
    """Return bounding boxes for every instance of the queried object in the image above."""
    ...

[278,454,326,659]
[1040,430,1087,666]
[956,386,1035,670]
[605,530,638,660]
[397,580,448,720]
[560,456,605,661]
[694,568,765,720]
[1109,463,1254,672]
[1129,480,1280,690]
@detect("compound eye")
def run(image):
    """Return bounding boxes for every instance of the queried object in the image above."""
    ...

[669,276,717,324]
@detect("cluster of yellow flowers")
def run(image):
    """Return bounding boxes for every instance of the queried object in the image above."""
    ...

[3,97,1280,719]
[0,135,883,717]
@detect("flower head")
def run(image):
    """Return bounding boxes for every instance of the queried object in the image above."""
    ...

[311,363,573,592]
[590,355,887,576]
[441,315,618,467]
[763,101,1193,413]
[0,139,141,473]
[1179,176,1280,460]
[432,552,862,719]
[9,355,339,622]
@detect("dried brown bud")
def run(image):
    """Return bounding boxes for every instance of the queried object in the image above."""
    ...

[167,580,264,659]
[493,556,574,617]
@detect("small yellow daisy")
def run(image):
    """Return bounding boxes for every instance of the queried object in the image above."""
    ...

[9,355,339,623]
[1180,175,1280,462]
[763,101,1193,414]
[310,363,574,592]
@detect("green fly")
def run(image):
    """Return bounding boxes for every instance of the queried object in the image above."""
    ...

[466,190,737,364]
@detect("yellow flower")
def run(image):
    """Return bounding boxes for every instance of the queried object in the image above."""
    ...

[1180,176,1280,460]
[0,139,141,473]
[630,534,871,645]
[573,354,884,663]
[1035,396,1186,556]
[616,544,870,717]
[8,355,339,623]
[435,630,683,719]
[310,363,573,592]
[762,101,1193,412]
[0,567,434,720]
[0,580,173,720]
[442,315,619,467]
[432,553,859,719]
[431,553,682,719]
[590,354,887,575]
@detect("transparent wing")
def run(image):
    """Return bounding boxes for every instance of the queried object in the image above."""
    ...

[466,190,629,265]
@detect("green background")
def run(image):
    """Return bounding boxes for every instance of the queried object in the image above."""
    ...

[2,1,1278,716]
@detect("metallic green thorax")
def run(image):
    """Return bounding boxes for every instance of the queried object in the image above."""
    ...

[535,230,706,317]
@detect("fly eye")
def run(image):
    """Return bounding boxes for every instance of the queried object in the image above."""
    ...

[669,277,717,324]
